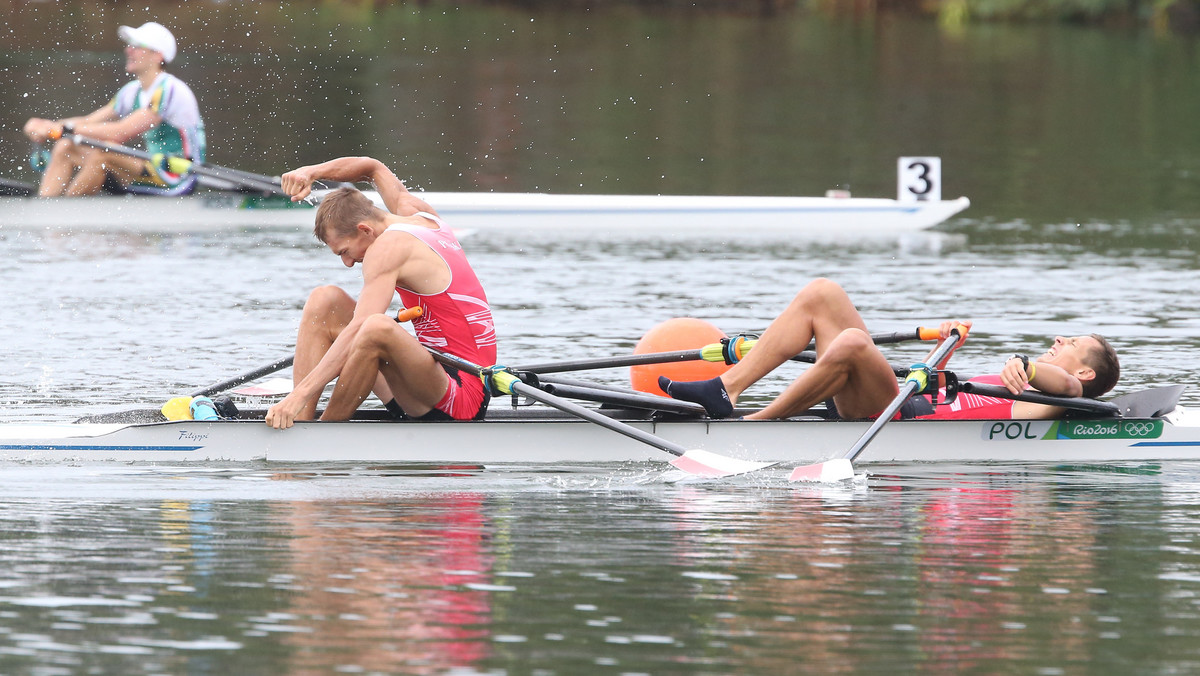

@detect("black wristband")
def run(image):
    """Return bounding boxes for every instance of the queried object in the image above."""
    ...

[1014,354,1029,374]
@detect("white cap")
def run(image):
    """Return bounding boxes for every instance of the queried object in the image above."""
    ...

[118,22,177,63]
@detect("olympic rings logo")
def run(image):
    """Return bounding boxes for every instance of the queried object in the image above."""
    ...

[1123,422,1158,437]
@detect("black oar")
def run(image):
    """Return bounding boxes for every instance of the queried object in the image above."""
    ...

[958,382,1120,416]
[426,347,774,478]
[159,307,425,419]
[0,177,36,196]
[789,325,968,482]
[515,327,939,374]
[191,356,295,398]
[68,134,287,196]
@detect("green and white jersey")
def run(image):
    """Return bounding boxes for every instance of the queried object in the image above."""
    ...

[110,72,206,164]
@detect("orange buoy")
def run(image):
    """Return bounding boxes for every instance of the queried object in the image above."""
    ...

[631,317,732,396]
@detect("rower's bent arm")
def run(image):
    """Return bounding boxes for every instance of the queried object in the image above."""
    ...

[290,265,398,404]
[69,108,159,145]
[282,156,438,216]
[266,242,406,429]
[24,106,116,143]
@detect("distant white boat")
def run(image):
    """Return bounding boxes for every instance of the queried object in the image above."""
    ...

[0,157,969,237]
[0,189,969,236]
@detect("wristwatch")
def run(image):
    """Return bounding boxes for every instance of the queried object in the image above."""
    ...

[1014,354,1030,376]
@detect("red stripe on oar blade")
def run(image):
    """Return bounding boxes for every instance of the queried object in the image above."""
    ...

[669,449,774,478]
[788,459,855,483]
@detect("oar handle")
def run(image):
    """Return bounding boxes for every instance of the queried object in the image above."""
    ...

[395,306,423,323]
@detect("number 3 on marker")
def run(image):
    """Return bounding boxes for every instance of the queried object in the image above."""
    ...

[898,157,941,202]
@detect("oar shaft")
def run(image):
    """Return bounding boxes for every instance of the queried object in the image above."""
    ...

[517,327,937,374]
[426,347,690,457]
[843,329,965,462]
[70,135,286,196]
[191,356,294,398]
[960,382,1120,416]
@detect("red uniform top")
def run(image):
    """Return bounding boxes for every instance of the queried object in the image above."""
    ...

[386,213,496,366]
[917,374,1017,420]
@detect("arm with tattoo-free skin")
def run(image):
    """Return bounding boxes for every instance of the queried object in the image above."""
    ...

[263,236,410,430]
[280,156,437,217]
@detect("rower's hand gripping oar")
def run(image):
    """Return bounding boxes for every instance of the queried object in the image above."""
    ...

[426,347,774,478]
[62,132,288,197]
[159,306,424,420]
[788,324,969,483]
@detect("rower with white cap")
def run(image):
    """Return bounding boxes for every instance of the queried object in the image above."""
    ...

[22,21,206,197]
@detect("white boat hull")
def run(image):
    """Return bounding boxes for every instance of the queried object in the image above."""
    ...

[0,190,970,236]
[2,407,1194,467]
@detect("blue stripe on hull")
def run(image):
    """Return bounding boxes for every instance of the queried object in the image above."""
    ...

[0,445,204,452]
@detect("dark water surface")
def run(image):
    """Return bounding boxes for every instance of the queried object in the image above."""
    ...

[2,463,1200,674]
[2,2,1200,673]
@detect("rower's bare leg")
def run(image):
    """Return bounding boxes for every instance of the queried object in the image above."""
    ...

[661,278,872,417]
[744,328,899,420]
[37,139,84,197]
[293,285,356,419]
[321,314,447,421]
[66,152,143,196]
[723,278,870,401]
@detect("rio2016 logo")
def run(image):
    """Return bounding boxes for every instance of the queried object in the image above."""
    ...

[1054,420,1163,440]
[985,419,1164,441]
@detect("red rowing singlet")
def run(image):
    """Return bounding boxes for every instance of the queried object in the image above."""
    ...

[917,375,1017,420]
[386,213,497,366]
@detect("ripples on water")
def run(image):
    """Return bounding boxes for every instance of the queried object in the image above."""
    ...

[3,213,1200,673]
[3,217,1199,422]
[1,461,1200,673]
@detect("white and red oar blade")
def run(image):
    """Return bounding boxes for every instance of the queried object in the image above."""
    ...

[788,458,855,483]
[231,377,293,397]
[669,449,775,478]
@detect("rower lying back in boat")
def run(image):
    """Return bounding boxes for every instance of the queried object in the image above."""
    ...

[659,279,1121,424]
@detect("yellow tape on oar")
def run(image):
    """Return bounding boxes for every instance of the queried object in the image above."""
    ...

[149,153,194,176]
[481,369,521,396]
[161,396,193,421]
[698,338,758,364]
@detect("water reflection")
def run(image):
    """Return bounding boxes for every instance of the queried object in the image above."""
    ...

[274,497,494,674]
[0,465,1199,671]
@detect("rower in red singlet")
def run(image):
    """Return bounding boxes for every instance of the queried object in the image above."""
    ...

[386,212,496,420]
[265,157,497,430]
[659,278,1121,421]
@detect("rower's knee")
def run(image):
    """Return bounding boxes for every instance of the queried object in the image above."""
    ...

[350,314,408,357]
[824,328,876,363]
[303,285,351,314]
[793,277,847,310]
[49,138,74,158]
[358,313,399,345]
